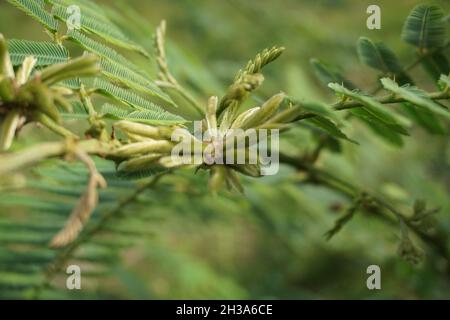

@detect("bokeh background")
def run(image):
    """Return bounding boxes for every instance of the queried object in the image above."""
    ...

[0,0,449,299]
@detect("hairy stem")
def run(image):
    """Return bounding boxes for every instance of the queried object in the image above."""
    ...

[0,139,116,176]
[293,90,450,121]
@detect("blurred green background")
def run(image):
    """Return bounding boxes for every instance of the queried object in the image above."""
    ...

[0,0,449,299]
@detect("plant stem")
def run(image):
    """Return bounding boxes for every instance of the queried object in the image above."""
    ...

[0,139,115,176]
[36,113,79,139]
[403,43,450,73]
[293,90,450,122]
[279,152,450,266]
[156,80,204,117]
[333,90,449,111]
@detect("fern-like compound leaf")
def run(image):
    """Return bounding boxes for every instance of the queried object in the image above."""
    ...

[99,103,185,126]
[7,0,58,32]
[100,59,174,106]
[93,80,185,125]
[51,4,149,57]
[66,31,172,104]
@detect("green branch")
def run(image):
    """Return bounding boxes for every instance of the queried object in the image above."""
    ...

[279,152,450,268]
[293,90,450,121]
[0,139,116,176]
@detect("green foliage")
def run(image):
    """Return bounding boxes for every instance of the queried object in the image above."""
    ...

[401,4,446,50]
[304,116,354,143]
[310,58,355,89]
[421,52,449,81]
[381,78,450,121]
[0,160,148,298]
[7,39,68,67]
[51,4,149,57]
[93,78,183,125]
[0,0,449,300]
[100,103,185,126]
[7,0,58,32]
[357,37,412,85]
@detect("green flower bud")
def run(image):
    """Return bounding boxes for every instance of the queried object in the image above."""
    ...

[230,107,260,129]
[40,55,100,85]
[208,166,226,194]
[0,110,20,151]
[0,34,14,79]
[114,120,174,140]
[114,140,174,157]
[229,164,261,177]
[240,93,285,129]
[117,154,162,172]
[16,56,37,85]
[0,77,14,103]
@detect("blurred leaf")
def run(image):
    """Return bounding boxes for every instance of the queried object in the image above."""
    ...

[401,4,446,50]
[401,103,446,135]
[357,37,412,85]
[304,116,356,143]
[7,39,68,67]
[329,82,411,134]
[310,58,355,89]
[421,52,449,81]
[350,108,405,147]
[381,78,450,121]
[51,4,149,57]
[93,78,185,125]
[7,0,58,32]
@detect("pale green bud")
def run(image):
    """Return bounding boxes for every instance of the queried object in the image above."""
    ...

[225,168,244,194]
[208,166,226,194]
[0,110,20,151]
[230,107,260,129]
[0,77,14,102]
[117,154,162,172]
[159,155,191,168]
[115,120,159,137]
[126,132,153,143]
[229,164,261,177]
[265,105,302,124]
[16,56,37,86]
[0,34,14,79]
[114,140,174,157]
[40,55,100,85]
[241,93,285,129]
[205,96,218,131]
